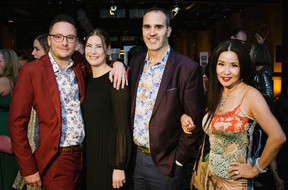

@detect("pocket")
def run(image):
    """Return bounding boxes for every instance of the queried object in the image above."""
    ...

[166,88,178,92]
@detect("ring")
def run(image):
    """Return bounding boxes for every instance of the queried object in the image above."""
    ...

[235,170,239,175]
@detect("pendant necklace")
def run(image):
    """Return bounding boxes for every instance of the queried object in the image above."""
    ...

[218,82,241,113]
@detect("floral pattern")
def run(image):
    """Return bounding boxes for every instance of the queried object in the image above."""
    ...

[207,105,255,179]
[133,48,170,148]
[49,53,85,147]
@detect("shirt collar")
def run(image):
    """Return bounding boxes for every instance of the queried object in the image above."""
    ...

[145,46,170,66]
[48,51,74,73]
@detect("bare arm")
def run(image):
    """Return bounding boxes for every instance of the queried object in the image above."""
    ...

[229,87,286,180]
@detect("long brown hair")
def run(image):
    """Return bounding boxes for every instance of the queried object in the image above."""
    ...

[0,49,20,84]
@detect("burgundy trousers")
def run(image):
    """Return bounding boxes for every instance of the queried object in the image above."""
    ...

[42,151,84,190]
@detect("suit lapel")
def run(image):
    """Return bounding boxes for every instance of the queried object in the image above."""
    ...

[42,56,62,121]
[151,50,175,117]
[130,54,146,119]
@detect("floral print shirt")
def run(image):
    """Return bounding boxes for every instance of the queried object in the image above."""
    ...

[49,52,85,147]
[133,47,170,148]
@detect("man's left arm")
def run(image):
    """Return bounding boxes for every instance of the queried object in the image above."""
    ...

[176,63,205,165]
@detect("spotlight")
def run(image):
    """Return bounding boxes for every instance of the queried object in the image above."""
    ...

[109,2,117,15]
[172,5,180,16]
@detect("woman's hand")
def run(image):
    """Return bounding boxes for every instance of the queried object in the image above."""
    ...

[112,169,126,189]
[228,160,259,180]
[255,33,265,44]
[180,114,196,134]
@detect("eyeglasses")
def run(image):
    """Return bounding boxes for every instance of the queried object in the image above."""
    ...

[49,34,77,43]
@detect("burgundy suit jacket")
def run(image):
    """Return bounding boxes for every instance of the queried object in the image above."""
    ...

[129,49,205,176]
[8,52,86,177]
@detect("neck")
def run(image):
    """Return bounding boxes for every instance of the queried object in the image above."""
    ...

[148,44,168,64]
[92,63,111,78]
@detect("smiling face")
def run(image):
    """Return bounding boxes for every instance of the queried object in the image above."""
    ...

[85,35,109,67]
[142,10,171,53]
[216,51,241,89]
[47,21,77,63]
[31,39,46,59]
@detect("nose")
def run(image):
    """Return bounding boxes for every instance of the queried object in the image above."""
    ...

[149,27,156,35]
[62,36,69,45]
[90,47,97,54]
[224,66,231,74]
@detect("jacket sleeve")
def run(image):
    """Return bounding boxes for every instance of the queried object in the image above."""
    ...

[8,67,39,176]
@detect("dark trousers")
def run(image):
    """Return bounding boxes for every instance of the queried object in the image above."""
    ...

[133,148,184,190]
[42,151,84,190]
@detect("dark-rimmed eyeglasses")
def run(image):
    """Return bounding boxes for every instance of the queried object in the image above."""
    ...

[49,34,77,43]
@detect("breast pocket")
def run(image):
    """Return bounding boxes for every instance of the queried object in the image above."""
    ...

[166,88,178,92]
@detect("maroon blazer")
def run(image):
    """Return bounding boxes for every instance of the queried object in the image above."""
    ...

[129,49,205,176]
[8,52,86,177]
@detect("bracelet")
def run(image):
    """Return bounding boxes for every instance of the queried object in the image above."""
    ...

[255,158,268,173]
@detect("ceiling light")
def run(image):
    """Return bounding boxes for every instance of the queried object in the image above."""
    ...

[172,5,180,16]
[172,0,180,16]
[109,1,117,15]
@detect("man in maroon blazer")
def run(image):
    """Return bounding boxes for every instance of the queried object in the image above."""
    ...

[129,7,205,190]
[9,14,126,189]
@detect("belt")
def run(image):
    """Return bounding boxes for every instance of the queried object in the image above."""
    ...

[58,145,84,153]
[137,146,151,154]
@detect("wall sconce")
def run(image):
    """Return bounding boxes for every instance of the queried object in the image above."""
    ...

[110,1,117,15]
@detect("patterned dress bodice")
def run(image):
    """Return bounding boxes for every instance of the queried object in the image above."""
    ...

[206,105,255,179]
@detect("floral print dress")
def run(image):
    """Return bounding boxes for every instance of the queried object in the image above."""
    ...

[204,104,257,190]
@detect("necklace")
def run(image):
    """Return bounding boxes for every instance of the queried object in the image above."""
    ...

[218,82,241,113]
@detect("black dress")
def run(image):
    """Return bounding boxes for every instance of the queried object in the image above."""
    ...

[82,72,131,190]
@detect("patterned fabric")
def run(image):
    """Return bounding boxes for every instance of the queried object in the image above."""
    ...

[49,52,85,147]
[133,47,170,148]
[206,104,255,187]
[206,172,248,190]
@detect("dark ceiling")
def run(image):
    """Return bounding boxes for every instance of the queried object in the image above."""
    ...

[0,0,280,45]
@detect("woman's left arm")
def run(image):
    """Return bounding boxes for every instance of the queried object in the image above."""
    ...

[229,87,286,180]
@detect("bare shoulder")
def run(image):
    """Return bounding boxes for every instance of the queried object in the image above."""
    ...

[242,84,262,99]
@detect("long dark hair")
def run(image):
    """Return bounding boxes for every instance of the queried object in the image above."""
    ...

[205,39,253,126]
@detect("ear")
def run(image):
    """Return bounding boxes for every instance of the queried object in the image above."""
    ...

[167,27,172,38]
[107,45,111,55]
[47,35,52,46]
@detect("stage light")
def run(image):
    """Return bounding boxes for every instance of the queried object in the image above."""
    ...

[109,1,117,15]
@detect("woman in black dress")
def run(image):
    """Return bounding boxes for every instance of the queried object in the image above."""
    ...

[82,28,131,190]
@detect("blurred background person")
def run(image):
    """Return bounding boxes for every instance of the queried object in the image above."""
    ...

[230,27,248,44]
[251,33,287,190]
[0,48,20,190]
[31,33,50,59]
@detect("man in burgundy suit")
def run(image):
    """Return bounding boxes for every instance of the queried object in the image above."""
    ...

[129,7,205,190]
[9,14,125,189]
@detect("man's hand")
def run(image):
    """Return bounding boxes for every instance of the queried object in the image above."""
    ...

[109,61,128,90]
[24,172,42,187]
